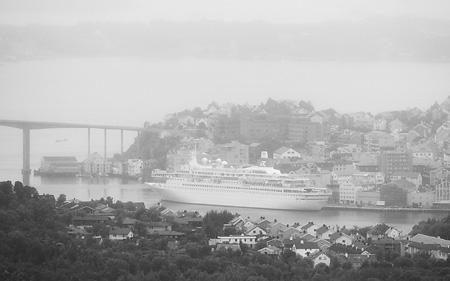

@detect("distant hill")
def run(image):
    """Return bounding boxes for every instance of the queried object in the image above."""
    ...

[1,16,450,61]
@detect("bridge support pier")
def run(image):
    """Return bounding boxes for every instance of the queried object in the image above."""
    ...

[121,130,123,159]
[104,129,107,159]
[22,128,31,185]
[88,128,91,158]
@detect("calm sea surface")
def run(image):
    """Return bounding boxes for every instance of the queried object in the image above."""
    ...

[1,57,450,233]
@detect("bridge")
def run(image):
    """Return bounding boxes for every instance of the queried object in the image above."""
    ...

[0,120,176,185]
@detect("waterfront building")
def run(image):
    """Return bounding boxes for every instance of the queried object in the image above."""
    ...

[339,180,363,204]
[407,191,435,208]
[435,180,450,202]
[127,159,143,177]
[82,152,111,175]
[39,156,79,175]
[380,183,407,207]
[355,191,380,206]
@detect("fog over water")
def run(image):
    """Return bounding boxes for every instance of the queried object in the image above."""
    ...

[1,0,450,232]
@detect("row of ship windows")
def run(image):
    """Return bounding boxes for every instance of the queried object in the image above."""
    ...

[175,186,301,197]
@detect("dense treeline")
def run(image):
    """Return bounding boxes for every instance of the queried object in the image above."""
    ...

[410,215,450,240]
[3,180,450,280]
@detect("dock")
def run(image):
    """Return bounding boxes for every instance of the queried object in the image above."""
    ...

[322,205,450,213]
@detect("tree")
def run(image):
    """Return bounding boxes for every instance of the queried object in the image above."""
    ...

[203,210,236,238]
[57,194,66,205]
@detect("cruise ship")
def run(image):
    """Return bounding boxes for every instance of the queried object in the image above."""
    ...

[145,155,331,211]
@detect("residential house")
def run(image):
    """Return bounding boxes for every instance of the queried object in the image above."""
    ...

[412,123,432,138]
[367,223,400,241]
[373,119,387,131]
[273,147,302,160]
[310,252,331,267]
[209,235,257,248]
[282,227,303,240]
[267,238,283,249]
[109,228,134,241]
[146,221,173,234]
[315,225,334,239]
[389,119,404,133]
[300,222,318,236]
[258,246,282,256]
[329,232,353,245]
[285,239,320,257]
[310,238,332,251]
[372,239,405,256]
[267,222,287,237]
[246,226,267,237]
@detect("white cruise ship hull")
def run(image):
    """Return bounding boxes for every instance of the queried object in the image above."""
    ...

[146,181,327,211]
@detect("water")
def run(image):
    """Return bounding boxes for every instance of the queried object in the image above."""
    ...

[1,57,450,233]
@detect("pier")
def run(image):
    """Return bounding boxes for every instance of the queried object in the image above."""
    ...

[0,120,179,185]
[323,205,450,213]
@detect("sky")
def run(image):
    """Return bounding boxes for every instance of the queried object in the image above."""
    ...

[1,0,450,25]
[1,0,450,127]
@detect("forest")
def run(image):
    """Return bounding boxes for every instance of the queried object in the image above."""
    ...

[2,180,450,281]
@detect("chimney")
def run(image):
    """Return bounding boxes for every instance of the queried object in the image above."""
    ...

[261,151,268,159]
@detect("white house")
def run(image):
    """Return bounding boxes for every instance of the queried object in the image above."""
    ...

[339,180,363,204]
[82,152,111,175]
[245,226,267,236]
[273,147,302,160]
[109,228,134,241]
[329,232,353,245]
[209,235,257,248]
[311,252,331,267]
[127,159,143,177]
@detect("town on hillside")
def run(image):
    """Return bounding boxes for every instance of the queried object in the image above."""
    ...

[39,97,450,209]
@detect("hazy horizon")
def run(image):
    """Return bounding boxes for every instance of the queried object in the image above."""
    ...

[1,0,450,26]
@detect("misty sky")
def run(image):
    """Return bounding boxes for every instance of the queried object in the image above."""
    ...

[1,0,450,25]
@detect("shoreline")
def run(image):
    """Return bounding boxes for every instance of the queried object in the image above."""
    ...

[323,205,450,213]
